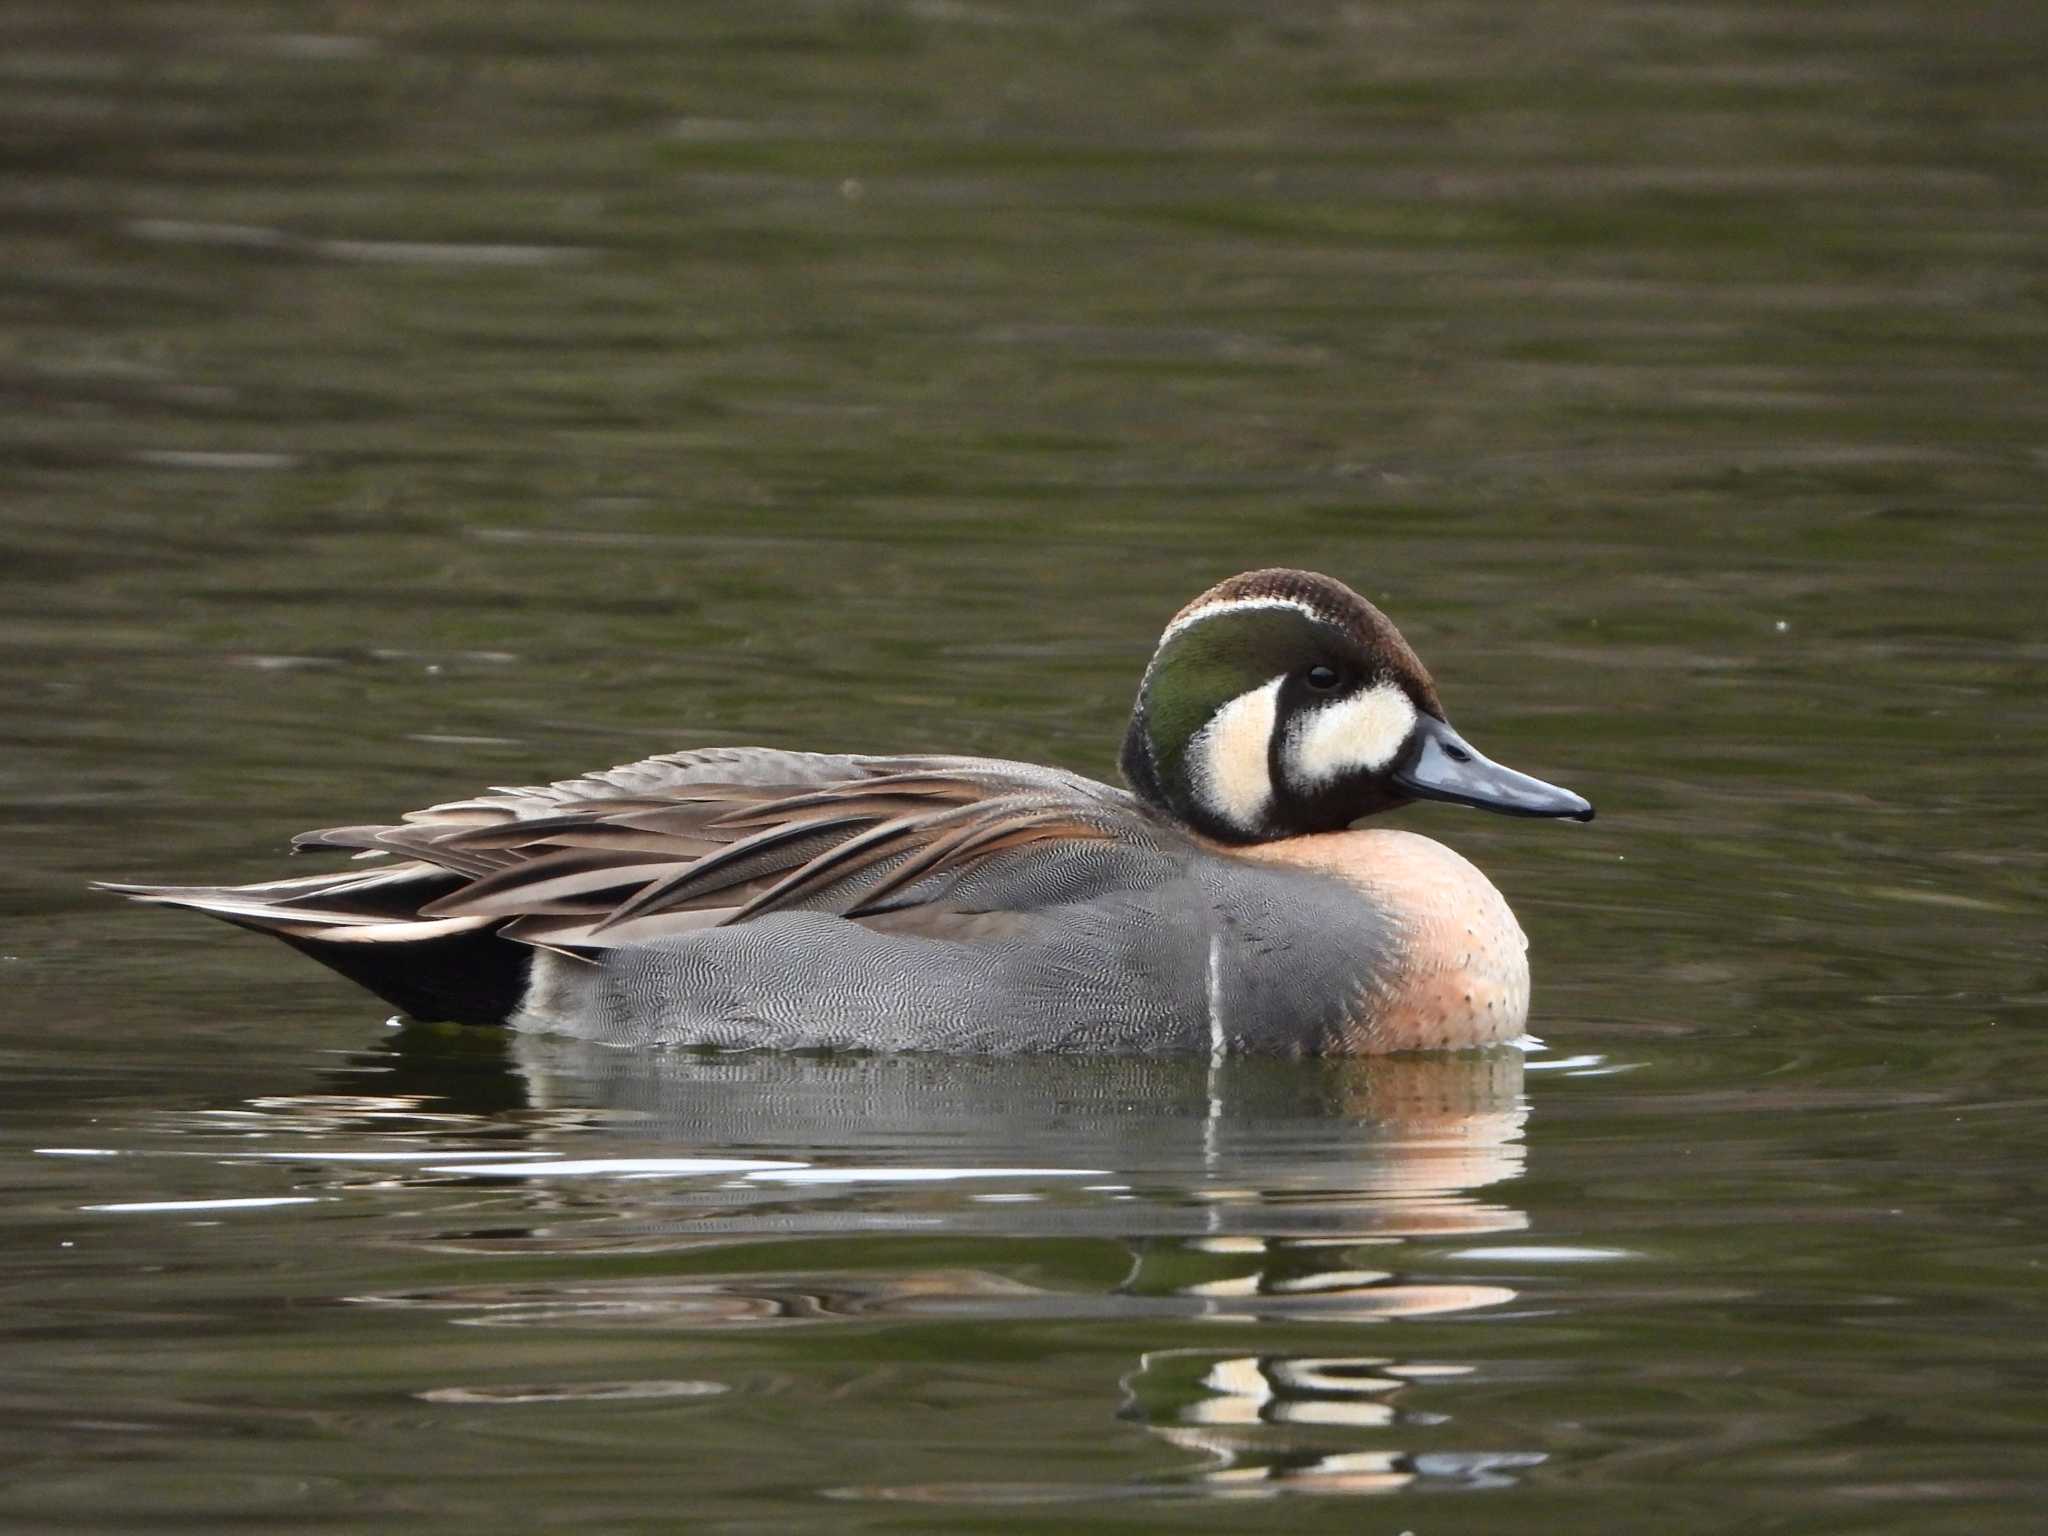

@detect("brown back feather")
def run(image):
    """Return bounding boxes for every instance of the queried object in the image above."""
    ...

[298,754,1134,951]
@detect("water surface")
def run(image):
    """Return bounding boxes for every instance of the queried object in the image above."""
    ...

[3,2,2045,1531]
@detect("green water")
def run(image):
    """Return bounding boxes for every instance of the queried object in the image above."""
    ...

[4,2,2045,1530]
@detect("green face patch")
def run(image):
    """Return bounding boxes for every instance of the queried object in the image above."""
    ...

[1143,606,1338,791]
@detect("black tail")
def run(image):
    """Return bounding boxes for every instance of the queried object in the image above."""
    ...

[95,866,534,1027]
[263,919,531,1026]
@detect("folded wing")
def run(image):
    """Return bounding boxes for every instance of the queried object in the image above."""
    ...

[222,749,1141,954]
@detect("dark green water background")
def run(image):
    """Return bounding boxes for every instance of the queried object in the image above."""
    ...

[4,3,2045,1531]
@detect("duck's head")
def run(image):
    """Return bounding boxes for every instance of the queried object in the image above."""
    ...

[1121,568,1594,843]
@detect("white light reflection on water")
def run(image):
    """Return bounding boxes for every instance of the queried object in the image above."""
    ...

[416,1380,728,1405]
[82,1196,326,1213]
[425,1157,804,1178]
[747,1166,1108,1185]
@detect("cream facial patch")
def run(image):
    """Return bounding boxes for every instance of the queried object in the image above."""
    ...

[1286,681,1418,786]
[1188,675,1284,834]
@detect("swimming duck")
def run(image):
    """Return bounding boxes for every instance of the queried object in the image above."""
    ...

[100,569,1592,1054]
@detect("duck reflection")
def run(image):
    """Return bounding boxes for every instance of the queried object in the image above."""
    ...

[305,1031,1535,1497]
[1117,1347,1546,1496]
[503,1032,1527,1207]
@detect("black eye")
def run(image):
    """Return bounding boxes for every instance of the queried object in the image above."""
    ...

[1304,665,1340,692]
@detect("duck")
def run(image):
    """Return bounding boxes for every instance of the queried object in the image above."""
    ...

[99,568,1592,1055]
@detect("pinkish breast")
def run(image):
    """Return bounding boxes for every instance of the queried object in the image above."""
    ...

[1241,828,1531,1053]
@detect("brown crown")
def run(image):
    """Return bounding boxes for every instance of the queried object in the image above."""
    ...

[1169,568,1443,716]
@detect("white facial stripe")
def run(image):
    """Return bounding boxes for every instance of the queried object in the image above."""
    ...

[1189,675,1284,834]
[1286,681,1418,787]
[1157,596,1324,650]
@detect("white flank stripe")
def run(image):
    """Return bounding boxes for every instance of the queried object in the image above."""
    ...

[1206,934,1226,1062]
